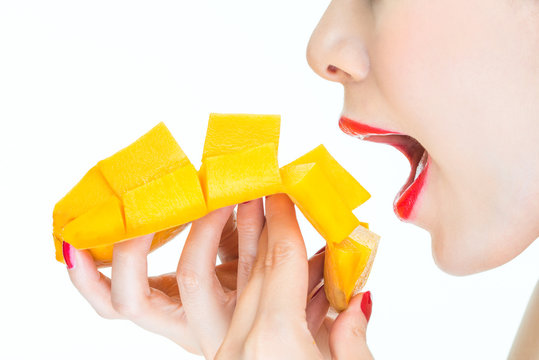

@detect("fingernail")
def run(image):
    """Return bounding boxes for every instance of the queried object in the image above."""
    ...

[62,241,75,270]
[314,245,326,255]
[360,291,372,322]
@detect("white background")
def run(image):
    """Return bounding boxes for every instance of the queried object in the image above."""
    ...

[0,1,537,359]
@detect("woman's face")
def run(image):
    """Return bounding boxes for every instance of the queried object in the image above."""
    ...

[307,0,539,275]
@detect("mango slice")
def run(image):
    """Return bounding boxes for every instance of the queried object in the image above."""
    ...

[98,122,189,196]
[60,196,125,249]
[199,114,282,210]
[53,115,379,309]
[324,224,380,312]
[123,163,207,237]
[200,143,282,211]
[53,166,116,232]
[53,122,198,266]
[286,145,370,210]
[202,113,280,159]
[281,162,360,244]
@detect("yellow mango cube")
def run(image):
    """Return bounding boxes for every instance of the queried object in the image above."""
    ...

[123,163,207,237]
[281,162,360,244]
[202,113,280,159]
[287,145,370,210]
[199,143,282,211]
[98,122,189,196]
[53,166,116,231]
[60,196,125,249]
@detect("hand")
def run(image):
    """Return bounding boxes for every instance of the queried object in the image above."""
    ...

[62,195,328,357]
[62,205,240,354]
[215,194,373,360]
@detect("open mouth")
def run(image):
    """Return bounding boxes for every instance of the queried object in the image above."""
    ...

[339,116,430,221]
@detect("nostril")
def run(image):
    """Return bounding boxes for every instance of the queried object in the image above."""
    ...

[327,65,338,74]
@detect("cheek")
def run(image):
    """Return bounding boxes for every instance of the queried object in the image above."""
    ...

[373,1,481,144]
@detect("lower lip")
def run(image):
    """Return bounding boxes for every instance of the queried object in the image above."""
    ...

[393,155,430,221]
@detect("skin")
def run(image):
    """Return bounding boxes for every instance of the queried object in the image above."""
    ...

[67,197,372,359]
[66,0,539,358]
[307,0,539,275]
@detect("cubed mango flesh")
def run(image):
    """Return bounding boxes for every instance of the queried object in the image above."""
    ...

[200,143,282,211]
[202,113,280,159]
[123,163,207,238]
[281,162,360,244]
[53,115,379,311]
[286,145,370,210]
[98,122,189,196]
[324,224,380,311]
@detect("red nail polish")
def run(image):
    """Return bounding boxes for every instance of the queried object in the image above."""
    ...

[314,246,326,255]
[62,241,75,269]
[241,200,252,205]
[360,291,372,322]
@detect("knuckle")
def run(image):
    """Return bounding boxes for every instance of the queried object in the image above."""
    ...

[110,298,146,319]
[94,307,118,320]
[265,241,297,268]
[176,267,201,294]
[238,254,256,277]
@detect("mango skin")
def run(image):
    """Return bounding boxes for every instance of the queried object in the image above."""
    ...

[324,224,380,312]
[54,225,187,267]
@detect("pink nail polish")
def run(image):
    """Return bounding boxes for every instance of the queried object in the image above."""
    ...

[360,291,372,322]
[62,241,75,269]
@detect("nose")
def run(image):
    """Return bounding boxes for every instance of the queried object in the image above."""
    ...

[307,0,373,83]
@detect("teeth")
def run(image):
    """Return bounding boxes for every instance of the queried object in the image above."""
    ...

[414,151,429,182]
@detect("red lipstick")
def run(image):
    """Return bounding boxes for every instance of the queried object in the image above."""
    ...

[339,116,429,221]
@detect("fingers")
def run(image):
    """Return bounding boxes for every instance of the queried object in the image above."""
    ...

[64,242,120,319]
[218,210,238,263]
[110,234,153,317]
[221,224,269,349]
[236,198,265,297]
[306,285,330,336]
[329,291,373,360]
[259,194,309,315]
[177,205,236,359]
[306,248,329,336]
[307,248,325,297]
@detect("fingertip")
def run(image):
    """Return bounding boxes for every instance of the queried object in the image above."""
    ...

[62,241,75,270]
[329,291,373,359]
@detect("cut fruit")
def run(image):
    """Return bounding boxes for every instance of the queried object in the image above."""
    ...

[53,166,116,232]
[123,163,207,237]
[53,115,379,304]
[87,224,188,267]
[98,122,189,196]
[286,145,370,210]
[202,113,280,160]
[199,143,282,211]
[281,162,360,244]
[324,224,380,312]
[52,123,196,266]
[60,196,125,249]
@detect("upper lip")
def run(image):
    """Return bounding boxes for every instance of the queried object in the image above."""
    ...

[339,115,427,194]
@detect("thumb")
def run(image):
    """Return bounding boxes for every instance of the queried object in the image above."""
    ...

[329,291,373,360]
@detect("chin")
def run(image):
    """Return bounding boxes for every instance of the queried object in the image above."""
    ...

[430,228,495,276]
